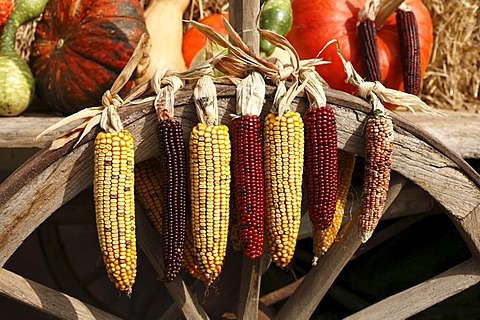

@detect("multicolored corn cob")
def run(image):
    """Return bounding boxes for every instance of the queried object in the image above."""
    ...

[303,105,338,231]
[358,114,394,243]
[157,119,187,282]
[312,150,355,264]
[134,158,163,237]
[358,18,382,82]
[396,8,421,95]
[94,130,136,295]
[264,110,304,268]
[231,72,266,260]
[188,75,231,286]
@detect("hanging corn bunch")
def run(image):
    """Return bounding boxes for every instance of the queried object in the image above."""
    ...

[396,4,421,95]
[187,75,231,286]
[231,71,266,260]
[151,70,187,282]
[264,83,304,268]
[134,158,163,238]
[358,0,381,82]
[312,150,355,264]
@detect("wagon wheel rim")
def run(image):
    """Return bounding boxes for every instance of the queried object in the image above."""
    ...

[0,84,479,319]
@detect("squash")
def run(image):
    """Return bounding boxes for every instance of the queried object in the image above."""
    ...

[30,0,147,115]
[136,0,189,82]
[182,13,229,69]
[0,0,48,116]
[287,0,433,94]
[260,0,293,56]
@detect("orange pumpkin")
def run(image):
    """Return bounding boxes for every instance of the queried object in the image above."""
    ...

[182,13,228,68]
[287,0,433,95]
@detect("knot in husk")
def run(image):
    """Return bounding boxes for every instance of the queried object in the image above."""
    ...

[234,71,266,117]
[151,69,184,120]
[194,75,218,127]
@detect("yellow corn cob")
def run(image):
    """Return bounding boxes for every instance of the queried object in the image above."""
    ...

[134,158,163,237]
[94,130,136,295]
[264,111,304,268]
[312,150,355,265]
[183,217,200,279]
[189,123,231,286]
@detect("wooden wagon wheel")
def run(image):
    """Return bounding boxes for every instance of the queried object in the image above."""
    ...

[0,83,479,319]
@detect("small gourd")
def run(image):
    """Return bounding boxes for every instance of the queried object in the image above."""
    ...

[0,0,48,116]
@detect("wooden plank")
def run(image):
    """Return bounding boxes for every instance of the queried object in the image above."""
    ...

[276,175,408,320]
[398,110,480,159]
[136,208,210,320]
[229,0,260,54]
[2,110,479,160]
[344,258,480,320]
[0,267,120,320]
[237,258,262,320]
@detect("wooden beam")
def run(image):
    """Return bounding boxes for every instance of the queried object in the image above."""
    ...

[344,258,480,320]
[229,0,260,54]
[0,268,120,320]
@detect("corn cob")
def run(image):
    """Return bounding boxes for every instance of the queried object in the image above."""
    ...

[312,150,355,264]
[157,119,187,282]
[94,130,136,295]
[264,110,304,268]
[358,18,381,82]
[183,216,200,279]
[188,75,231,286]
[358,115,394,243]
[228,192,243,252]
[304,106,338,231]
[231,72,266,260]
[396,8,421,95]
[134,158,163,237]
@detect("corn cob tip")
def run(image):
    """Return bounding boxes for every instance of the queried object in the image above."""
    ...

[360,230,373,243]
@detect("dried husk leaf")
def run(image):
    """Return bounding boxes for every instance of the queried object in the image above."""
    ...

[194,75,218,127]
[235,71,266,117]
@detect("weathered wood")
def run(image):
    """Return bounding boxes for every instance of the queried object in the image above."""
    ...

[229,0,260,54]
[276,175,408,320]
[237,257,263,319]
[344,258,480,320]
[398,110,480,159]
[2,111,478,160]
[0,84,479,318]
[136,208,210,320]
[0,267,120,320]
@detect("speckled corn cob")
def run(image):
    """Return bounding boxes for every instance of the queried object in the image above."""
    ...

[312,150,355,264]
[264,111,304,268]
[396,9,421,95]
[304,106,338,231]
[358,115,394,243]
[134,158,163,238]
[189,123,231,286]
[94,130,136,295]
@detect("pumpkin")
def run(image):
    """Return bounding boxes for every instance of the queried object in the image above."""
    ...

[30,0,147,114]
[287,0,433,95]
[182,13,228,68]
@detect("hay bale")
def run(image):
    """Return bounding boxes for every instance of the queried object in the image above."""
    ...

[422,0,479,112]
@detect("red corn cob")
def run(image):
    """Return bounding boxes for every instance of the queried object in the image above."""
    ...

[303,106,338,231]
[358,19,382,82]
[231,115,265,260]
[396,9,421,95]
[358,115,394,243]
[157,119,187,282]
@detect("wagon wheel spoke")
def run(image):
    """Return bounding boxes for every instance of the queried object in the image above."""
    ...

[344,258,480,320]
[0,268,119,320]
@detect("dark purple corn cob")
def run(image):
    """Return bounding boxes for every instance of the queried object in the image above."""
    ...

[358,19,382,82]
[396,9,421,95]
[158,119,187,282]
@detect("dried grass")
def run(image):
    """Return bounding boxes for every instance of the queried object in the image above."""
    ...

[421,0,479,112]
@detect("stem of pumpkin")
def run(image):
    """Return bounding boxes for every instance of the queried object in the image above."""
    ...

[375,0,405,30]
